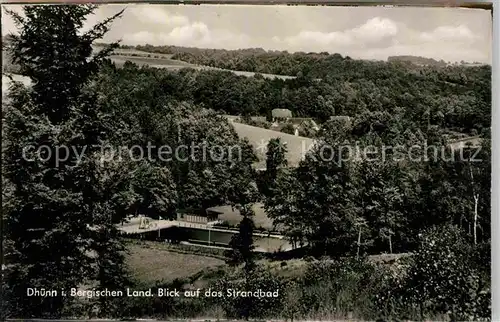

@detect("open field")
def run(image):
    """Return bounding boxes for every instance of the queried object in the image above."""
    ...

[108,54,296,80]
[126,243,225,285]
[126,241,306,286]
[126,238,411,286]
[110,55,194,68]
[109,48,176,59]
[229,121,315,169]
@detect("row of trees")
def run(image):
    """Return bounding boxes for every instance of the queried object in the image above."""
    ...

[127,43,490,134]
[263,121,491,256]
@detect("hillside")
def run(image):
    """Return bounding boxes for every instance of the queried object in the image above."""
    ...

[387,55,448,67]
[122,43,490,78]
[229,120,315,170]
[91,44,296,80]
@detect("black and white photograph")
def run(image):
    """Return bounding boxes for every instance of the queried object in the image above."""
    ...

[1,2,493,320]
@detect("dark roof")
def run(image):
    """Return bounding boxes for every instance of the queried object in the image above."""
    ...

[271,108,292,118]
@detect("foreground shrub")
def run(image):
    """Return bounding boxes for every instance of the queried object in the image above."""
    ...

[377,224,490,321]
[295,257,382,319]
[210,265,287,319]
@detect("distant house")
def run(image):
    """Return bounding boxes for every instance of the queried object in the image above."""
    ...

[447,135,482,150]
[272,108,292,121]
[176,209,222,224]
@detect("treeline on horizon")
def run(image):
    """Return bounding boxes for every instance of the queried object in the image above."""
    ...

[118,42,487,71]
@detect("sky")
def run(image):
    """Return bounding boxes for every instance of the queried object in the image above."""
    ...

[1,4,493,63]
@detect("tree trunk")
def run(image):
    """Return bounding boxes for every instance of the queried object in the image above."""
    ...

[389,234,393,254]
[357,227,362,259]
[473,194,479,245]
[469,164,479,245]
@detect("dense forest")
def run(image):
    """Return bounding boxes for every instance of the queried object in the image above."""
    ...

[2,5,491,321]
[97,49,491,136]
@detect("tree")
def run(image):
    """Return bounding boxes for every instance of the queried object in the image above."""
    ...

[401,225,490,320]
[353,156,405,254]
[129,162,177,220]
[226,205,256,274]
[281,123,296,135]
[413,138,491,246]
[7,6,121,124]
[261,138,287,197]
[264,169,304,247]
[460,141,490,245]
[3,5,127,317]
[266,121,363,257]
[294,146,359,256]
[354,217,368,259]
[266,138,288,179]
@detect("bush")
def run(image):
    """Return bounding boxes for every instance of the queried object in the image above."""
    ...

[294,257,381,319]
[281,123,296,135]
[210,267,286,319]
[377,224,491,321]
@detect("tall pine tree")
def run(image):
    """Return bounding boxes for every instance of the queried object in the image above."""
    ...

[3,5,130,318]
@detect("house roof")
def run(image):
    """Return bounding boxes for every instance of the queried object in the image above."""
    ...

[2,74,31,93]
[271,108,292,118]
[447,135,482,150]
[230,121,316,170]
